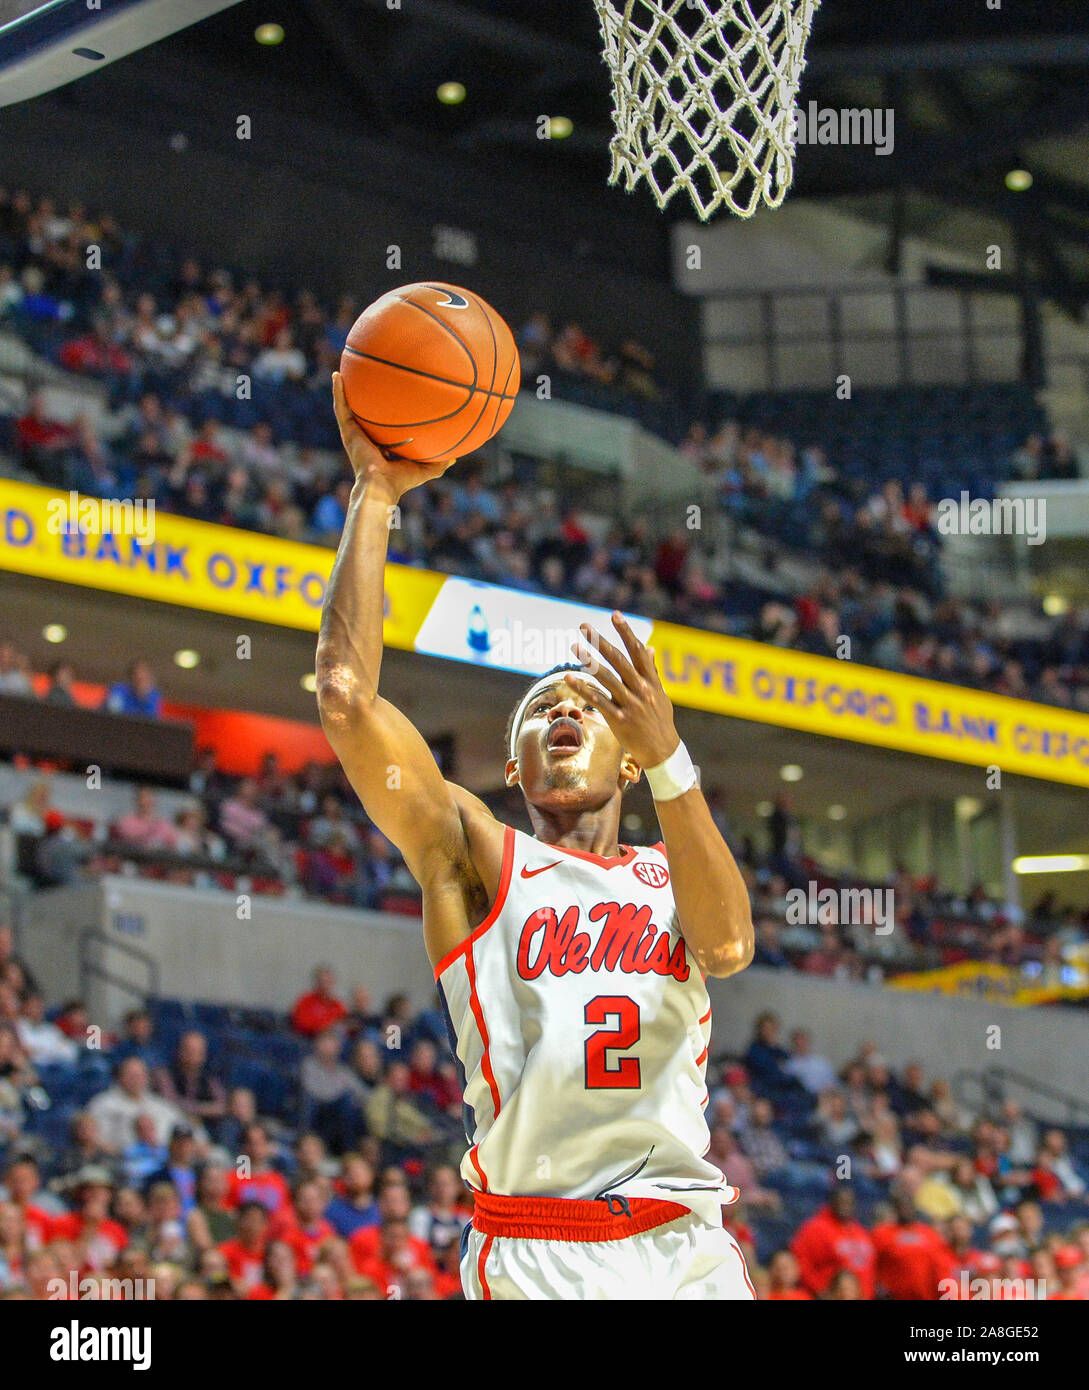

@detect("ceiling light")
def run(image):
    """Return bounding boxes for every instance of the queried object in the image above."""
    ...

[173,649,200,669]
[1013,854,1089,875]
[779,764,803,783]
[1005,169,1033,192]
[548,116,574,139]
[437,82,466,105]
[300,672,318,693]
[1042,593,1069,617]
[828,804,847,821]
[255,23,285,46]
[43,624,67,644]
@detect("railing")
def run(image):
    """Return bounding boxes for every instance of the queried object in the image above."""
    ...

[954,1064,1089,1128]
[78,925,161,1008]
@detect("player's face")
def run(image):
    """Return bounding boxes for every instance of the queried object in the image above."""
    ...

[506,678,636,809]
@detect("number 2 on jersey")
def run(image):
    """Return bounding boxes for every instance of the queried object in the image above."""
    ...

[584,995,641,1089]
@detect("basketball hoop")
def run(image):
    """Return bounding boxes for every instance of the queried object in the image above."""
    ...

[592,0,822,221]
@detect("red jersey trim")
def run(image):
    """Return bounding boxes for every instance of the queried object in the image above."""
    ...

[466,944,502,1121]
[477,1231,495,1300]
[468,1145,489,1193]
[730,1234,758,1298]
[433,824,515,980]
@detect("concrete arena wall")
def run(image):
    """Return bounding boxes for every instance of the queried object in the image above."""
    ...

[18,879,1087,1121]
[19,877,435,1028]
[709,967,1088,1123]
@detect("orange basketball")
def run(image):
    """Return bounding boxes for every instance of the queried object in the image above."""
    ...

[339,282,521,463]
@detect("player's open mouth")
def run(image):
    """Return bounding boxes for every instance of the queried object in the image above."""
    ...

[546,718,583,753]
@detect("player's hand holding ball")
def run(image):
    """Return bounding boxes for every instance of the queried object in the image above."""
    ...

[334,280,520,502]
[331,371,454,501]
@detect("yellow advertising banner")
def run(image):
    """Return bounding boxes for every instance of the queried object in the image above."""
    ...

[3,480,1089,787]
[649,619,1089,789]
[0,480,442,651]
[889,960,1089,1007]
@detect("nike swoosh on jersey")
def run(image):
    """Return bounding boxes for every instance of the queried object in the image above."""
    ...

[520,861,562,878]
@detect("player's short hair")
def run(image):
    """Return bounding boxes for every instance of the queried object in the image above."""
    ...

[503,663,585,757]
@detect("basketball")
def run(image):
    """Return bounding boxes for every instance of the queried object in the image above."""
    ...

[339,281,521,463]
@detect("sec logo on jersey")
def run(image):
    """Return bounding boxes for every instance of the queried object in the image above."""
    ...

[633,860,669,889]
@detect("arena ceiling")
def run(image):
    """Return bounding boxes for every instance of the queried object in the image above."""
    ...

[8,0,1089,299]
[153,0,1089,299]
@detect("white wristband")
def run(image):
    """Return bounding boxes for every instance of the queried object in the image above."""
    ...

[644,740,698,802]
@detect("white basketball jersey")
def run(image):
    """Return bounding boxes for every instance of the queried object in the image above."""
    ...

[435,826,737,1223]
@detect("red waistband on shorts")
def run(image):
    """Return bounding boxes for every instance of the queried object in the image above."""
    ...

[470,1190,690,1243]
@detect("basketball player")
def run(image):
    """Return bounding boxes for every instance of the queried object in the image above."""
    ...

[316,373,756,1300]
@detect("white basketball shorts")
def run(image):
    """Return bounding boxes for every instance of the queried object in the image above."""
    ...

[460,1192,756,1301]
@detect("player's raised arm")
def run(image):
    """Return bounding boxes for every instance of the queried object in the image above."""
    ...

[314,373,465,881]
[569,613,754,979]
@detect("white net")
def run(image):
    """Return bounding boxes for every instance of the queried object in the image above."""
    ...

[593,0,822,221]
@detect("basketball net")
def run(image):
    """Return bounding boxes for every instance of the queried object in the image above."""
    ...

[593,0,822,221]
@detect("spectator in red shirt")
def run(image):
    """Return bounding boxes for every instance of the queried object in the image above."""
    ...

[407,1040,459,1112]
[559,508,589,548]
[1050,1245,1089,1301]
[219,1201,270,1294]
[58,326,133,376]
[352,1217,436,1297]
[53,999,91,1042]
[791,1188,876,1299]
[15,391,74,466]
[277,1179,336,1275]
[50,1167,129,1271]
[654,529,689,593]
[188,419,230,468]
[291,966,347,1037]
[349,1180,418,1267]
[871,1191,955,1300]
[944,1212,991,1284]
[826,1269,864,1299]
[2,1155,59,1249]
[765,1249,813,1300]
[247,1239,301,1301]
[0,1199,26,1284]
[224,1124,292,1216]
